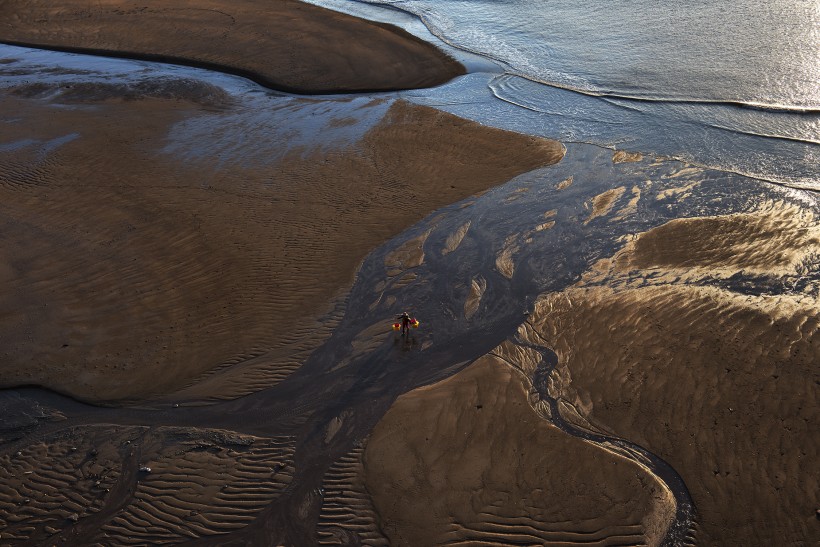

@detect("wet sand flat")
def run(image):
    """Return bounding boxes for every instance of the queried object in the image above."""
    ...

[0,2,817,545]
[0,424,297,543]
[310,152,818,546]
[358,356,675,545]
[0,78,563,403]
[0,0,464,93]
[519,202,820,545]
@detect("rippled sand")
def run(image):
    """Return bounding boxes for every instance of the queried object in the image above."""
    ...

[1,2,818,546]
[358,356,674,545]
[311,191,818,546]
[0,82,561,403]
[519,202,819,545]
[0,425,295,543]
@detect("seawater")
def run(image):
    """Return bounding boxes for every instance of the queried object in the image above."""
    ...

[363,0,819,108]
[3,1,818,188]
[312,0,820,189]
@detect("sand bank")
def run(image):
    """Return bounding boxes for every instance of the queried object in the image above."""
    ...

[0,75,562,403]
[0,0,464,93]
[522,202,820,545]
[357,356,674,545]
[312,196,819,546]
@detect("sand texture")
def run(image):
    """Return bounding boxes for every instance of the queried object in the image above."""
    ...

[0,3,817,545]
[0,0,465,93]
[330,172,816,546]
[316,446,388,545]
[362,356,675,546]
[0,63,562,404]
[0,425,295,544]
[520,202,820,545]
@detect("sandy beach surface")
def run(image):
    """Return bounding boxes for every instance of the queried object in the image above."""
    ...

[0,0,464,93]
[358,356,675,545]
[519,200,819,545]
[0,1,818,546]
[0,88,561,403]
[312,178,818,546]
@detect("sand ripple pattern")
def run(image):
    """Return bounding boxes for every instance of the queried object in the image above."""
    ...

[443,520,646,546]
[0,425,295,545]
[522,204,820,545]
[0,426,136,543]
[98,430,295,544]
[316,446,388,546]
[0,87,562,403]
[162,293,349,403]
[361,356,672,546]
[328,147,818,546]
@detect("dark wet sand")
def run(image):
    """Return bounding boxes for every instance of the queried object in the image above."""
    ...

[0,89,562,403]
[0,53,566,540]
[309,157,818,546]
[1,2,818,546]
[0,0,464,93]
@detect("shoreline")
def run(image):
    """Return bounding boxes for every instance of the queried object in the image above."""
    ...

[0,0,465,94]
[0,39,457,97]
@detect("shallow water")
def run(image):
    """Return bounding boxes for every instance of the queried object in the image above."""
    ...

[359,0,820,108]
[0,46,394,168]
[404,73,820,190]
[312,0,820,190]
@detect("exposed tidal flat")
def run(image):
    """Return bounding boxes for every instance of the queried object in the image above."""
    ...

[0,1,818,546]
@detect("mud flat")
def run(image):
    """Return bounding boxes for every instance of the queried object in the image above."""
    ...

[0,0,464,93]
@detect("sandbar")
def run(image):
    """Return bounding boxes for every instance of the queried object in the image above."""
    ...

[0,0,465,93]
